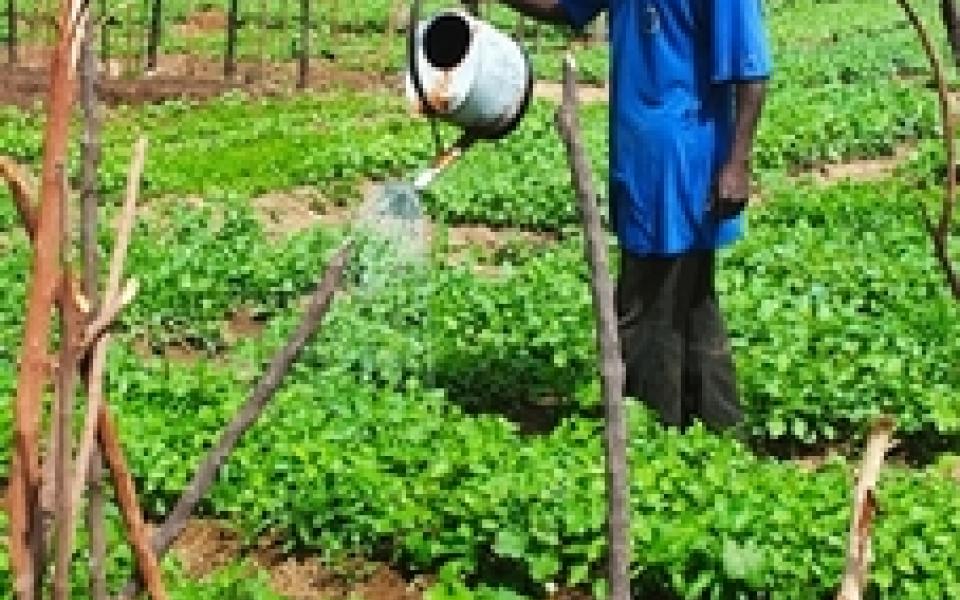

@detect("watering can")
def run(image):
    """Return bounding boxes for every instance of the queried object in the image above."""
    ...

[404,2,535,189]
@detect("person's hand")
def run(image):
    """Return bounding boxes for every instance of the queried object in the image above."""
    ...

[710,159,751,220]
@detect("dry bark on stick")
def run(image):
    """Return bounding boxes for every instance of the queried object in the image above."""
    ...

[836,417,896,600]
[97,405,169,600]
[9,1,79,596]
[71,335,109,527]
[79,12,108,596]
[897,0,959,301]
[555,55,631,600]
[0,157,38,239]
[53,274,83,600]
[117,242,353,600]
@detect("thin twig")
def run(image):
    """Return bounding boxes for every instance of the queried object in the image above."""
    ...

[0,157,38,240]
[81,278,138,349]
[896,0,960,300]
[69,334,109,527]
[103,136,147,308]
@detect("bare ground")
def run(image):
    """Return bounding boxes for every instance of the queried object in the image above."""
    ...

[534,81,609,104]
[251,187,353,240]
[0,47,396,109]
[806,144,916,185]
[171,519,428,600]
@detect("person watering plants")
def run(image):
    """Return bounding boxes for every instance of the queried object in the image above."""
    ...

[487,0,772,431]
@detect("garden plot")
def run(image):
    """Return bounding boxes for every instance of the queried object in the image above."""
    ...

[1,0,959,598]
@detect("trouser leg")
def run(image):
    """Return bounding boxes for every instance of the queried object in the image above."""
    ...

[616,249,696,428]
[683,251,742,430]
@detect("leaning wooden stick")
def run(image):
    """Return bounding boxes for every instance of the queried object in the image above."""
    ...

[117,241,353,600]
[896,0,959,301]
[97,405,169,600]
[555,55,632,600]
[837,417,896,600]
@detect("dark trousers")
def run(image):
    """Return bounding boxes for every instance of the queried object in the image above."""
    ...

[615,248,742,431]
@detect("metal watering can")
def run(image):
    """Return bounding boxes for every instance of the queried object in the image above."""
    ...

[404,1,535,190]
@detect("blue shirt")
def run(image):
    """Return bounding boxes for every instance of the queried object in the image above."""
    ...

[558,0,772,256]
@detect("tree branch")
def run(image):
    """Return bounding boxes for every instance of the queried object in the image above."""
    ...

[117,241,352,600]
[897,0,960,300]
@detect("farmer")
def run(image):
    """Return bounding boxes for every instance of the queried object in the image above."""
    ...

[490,0,772,431]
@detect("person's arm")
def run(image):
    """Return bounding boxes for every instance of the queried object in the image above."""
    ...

[715,81,767,204]
[496,0,570,24]
[709,0,773,217]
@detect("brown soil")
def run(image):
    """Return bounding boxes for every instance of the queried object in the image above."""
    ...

[171,518,427,600]
[795,144,916,186]
[534,81,608,104]
[251,187,352,240]
[226,306,267,340]
[444,224,557,251]
[0,49,397,108]
[439,224,558,277]
[172,518,245,578]
[179,9,228,36]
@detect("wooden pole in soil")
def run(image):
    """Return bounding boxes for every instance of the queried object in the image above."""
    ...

[555,55,631,600]
[79,7,109,596]
[836,417,896,600]
[298,0,309,88]
[146,0,161,71]
[224,0,238,77]
[100,0,109,75]
[116,242,352,600]
[7,0,77,596]
[6,0,16,64]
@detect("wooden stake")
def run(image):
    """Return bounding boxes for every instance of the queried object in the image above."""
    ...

[9,0,78,595]
[837,417,896,600]
[53,274,82,600]
[555,54,631,600]
[117,242,352,600]
[79,8,108,596]
[298,0,309,88]
[7,0,16,64]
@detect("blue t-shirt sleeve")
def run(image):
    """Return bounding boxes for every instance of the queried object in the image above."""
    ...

[558,0,607,30]
[711,0,773,83]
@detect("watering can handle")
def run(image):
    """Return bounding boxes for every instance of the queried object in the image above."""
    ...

[407,0,445,156]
